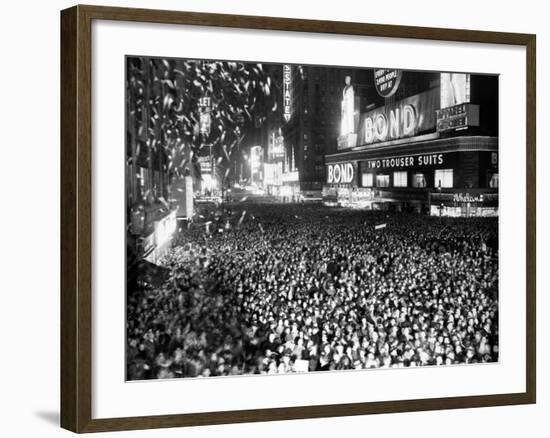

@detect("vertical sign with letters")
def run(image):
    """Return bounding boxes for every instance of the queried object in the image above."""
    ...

[283,65,292,122]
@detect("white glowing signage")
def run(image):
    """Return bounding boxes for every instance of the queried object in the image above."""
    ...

[271,133,285,158]
[327,162,355,185]
[198,96,212,135]
[341,76,355,136]
[453,193,484,203]
[374,69,402,98]
[264,162,282,186]
[366,154,444,170]
[198,155,212,173]
[283,65,292,122]
[364,104,417,144]
[154,211,177,248]
[440,73,470,108]
[359,88,439,146]
[436,103,479,133]
[250,146,262,170]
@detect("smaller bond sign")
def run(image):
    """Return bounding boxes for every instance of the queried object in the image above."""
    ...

[374,69,402,98]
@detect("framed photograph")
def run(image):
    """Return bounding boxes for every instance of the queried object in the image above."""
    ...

[60,4,536,433]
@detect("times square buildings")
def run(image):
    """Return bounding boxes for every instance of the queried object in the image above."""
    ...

[126,60,499,263]
[262,64,499,217]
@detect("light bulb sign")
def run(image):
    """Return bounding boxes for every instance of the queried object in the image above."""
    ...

[359,88,439,146]
[327,162,355,185]
[374,69,402,98]
[198,96,212,135]
[364,104,417,144]
[283,65,292,122]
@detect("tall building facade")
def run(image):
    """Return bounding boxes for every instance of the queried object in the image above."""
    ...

[126,57,177,264]
[273,64,370,200]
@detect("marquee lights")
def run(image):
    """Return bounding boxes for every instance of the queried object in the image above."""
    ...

[283,64,292,122]
[364,104,417,144]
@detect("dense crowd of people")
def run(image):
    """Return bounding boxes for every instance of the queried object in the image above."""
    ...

[126,204,499,380]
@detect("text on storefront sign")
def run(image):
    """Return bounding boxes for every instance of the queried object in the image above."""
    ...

[436,103,479,133]
[358,88,439,146]
[366,153,444,170]
[327,162,355,184]
[364,104,416,144]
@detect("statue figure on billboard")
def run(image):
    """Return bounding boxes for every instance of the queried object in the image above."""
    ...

[441,73,468,108]
[341,75,355,136]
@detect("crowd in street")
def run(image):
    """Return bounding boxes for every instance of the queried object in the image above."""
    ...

[126,205,499,380]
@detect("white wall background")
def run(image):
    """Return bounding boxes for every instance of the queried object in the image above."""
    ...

[0,0,545,436]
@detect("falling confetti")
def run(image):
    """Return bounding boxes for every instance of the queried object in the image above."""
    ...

[126,56,275,190]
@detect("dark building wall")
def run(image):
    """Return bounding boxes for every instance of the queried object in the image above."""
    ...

[458,151,480,189]
[478,150,499,188]
[389,70,440,103]
[470,75,499,136]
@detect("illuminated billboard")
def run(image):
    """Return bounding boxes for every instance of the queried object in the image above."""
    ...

[341,76,355,136]
[198,155,212,173]
[326,162,356,185]
[198,96,212,135]
[440,73,470,108]
[436,103,480,133]
[264,162,282,186]
[270,132,285,159]
[358,88,439,146]
[374,69,402,98]
[283,65,292,122]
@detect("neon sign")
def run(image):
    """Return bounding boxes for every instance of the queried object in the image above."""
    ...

[283,65,292,122]
[364,104,417,144]
[327,162,355,185]
[374,69,402,98]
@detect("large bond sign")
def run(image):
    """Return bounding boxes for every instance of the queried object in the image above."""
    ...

[359,88,439,146]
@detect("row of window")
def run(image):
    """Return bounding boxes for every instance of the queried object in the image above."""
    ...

[361,170,499,189]
[361,169,454,189]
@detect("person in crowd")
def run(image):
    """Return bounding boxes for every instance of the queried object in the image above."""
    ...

[126,205,499,380]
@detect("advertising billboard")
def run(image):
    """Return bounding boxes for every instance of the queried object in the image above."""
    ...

[357,88,439,146]
[436,103,480,133]
[326,162,356,186]
[283,64,292,122]
[440,73,470,108]
[374,69,403,98]
[198,155,212,173]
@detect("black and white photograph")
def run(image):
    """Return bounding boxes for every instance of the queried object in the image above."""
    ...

[125,57,499,381]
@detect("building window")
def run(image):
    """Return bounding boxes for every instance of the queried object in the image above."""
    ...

[362,173,374,187]
[489,172,499,188]
[412,173,427,188]
[393,171,408,187]
[376,174,390,188]
[435,169,453,188]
